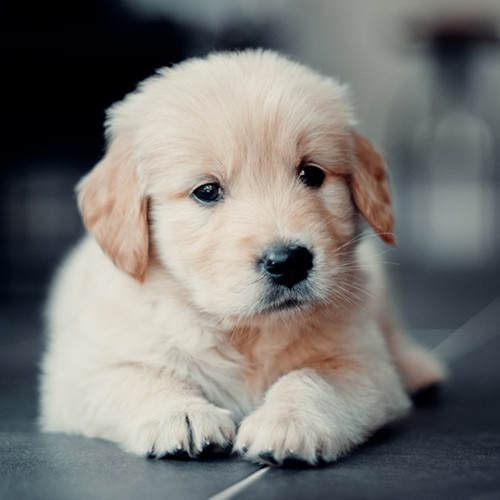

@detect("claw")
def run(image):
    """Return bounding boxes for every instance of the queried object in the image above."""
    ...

[196,438,233,459]
[161,445,190,460]
[197,440,217,458]
[258,450,278,466]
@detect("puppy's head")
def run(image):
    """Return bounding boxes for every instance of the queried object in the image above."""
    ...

[77,50,394,322]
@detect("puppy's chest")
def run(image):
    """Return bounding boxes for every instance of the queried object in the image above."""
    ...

[229,321,346,397]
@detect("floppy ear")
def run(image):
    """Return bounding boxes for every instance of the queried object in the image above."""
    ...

[77,139,149,282]
[350,132,395,245]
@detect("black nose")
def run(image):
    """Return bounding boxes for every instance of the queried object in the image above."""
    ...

[259,245,314,289]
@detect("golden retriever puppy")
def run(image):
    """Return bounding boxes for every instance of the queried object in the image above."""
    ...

[39,50,445,466]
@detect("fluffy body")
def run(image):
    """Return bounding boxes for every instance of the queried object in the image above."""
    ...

[40,50,444,465]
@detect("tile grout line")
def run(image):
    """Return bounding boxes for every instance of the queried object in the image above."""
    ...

[206,466,269,500]
[432,296,500,364]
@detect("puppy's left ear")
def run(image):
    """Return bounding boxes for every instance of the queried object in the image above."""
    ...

[350,132,395,245]
[77,138,149,282]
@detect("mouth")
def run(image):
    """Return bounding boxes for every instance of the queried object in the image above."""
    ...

[267,298,304,312]
[260,284,316,314]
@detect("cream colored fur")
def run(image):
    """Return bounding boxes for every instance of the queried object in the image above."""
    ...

[39,50,445,466]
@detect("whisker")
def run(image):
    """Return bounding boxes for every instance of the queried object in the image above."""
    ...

[329,230,382,257]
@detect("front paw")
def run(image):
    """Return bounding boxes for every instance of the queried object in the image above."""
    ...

[123,401,236,459]
[234,406,347,467]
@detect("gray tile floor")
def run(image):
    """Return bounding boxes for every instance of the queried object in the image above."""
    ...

[1,269,499,500]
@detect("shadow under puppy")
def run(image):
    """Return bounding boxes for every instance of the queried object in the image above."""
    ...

[39,50,445,466]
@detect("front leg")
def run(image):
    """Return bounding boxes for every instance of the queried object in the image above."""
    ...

[235,364,410,466]
[104,366,237,458]
[41,362,236,459]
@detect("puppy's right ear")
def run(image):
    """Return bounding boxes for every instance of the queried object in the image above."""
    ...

[77,139,149,282]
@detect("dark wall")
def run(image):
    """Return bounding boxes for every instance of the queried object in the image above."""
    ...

[0,1,275,299]
[2,1,191,163]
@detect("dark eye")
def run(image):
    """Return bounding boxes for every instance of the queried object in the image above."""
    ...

[298,163,325,189]
[192,183,224,204]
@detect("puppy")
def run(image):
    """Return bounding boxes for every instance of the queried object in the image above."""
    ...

[39,50,445,466]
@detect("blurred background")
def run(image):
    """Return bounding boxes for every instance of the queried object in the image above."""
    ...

[2,0,500,332]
